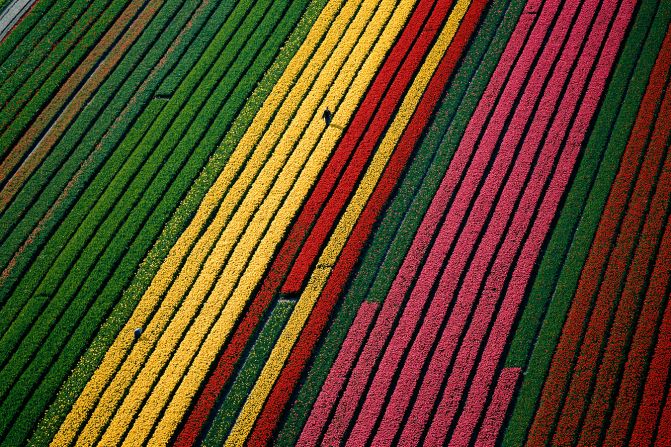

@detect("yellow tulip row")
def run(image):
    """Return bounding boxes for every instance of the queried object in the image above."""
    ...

[52,0,347,444]
[113,0,391,442]
[101,0,375,437]
[144,0,420,444]
[54,0,416,444]
[225,0,472,444]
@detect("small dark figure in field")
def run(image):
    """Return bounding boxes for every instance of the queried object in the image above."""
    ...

[323,108,332,126]
[134,327,143,340]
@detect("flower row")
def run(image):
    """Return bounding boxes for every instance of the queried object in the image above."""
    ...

[48,0,311,443]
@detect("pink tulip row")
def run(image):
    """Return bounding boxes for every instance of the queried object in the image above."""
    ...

[317,0,635,444]
[318,1,544,442]
[298,302,378,446]
[174,0,450,442]
[473,367,520,446]
[252,0,490,442]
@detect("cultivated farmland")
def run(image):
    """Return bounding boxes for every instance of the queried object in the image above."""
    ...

[0,0,669,445]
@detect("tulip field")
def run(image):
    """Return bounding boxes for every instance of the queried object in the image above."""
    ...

[0,0,669,445]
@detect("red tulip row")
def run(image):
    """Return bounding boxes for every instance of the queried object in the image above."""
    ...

[568,88,671,446]
[252,2,489,444]
[632,266,671,446]
[320,0,549,442]
[173,0,448,442]
[610,205,671,447]
[528,18,671,446]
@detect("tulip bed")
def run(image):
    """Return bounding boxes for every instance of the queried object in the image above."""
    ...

[275,0,524,443]
[311,0,638,444]
[232,3,477,444]
[178,0,485,442]
[1,0,670,445]
[0,0,222,300]
[0,0,62,86]
[503,2,671,444]
[0,0,313,443]
[172,0,458,440]
[31,0,326,441]
[53,0,414,444]
[0,0,170,217]
[0,0,129,161]
[129,3,422,444]
[524,16,671,445]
